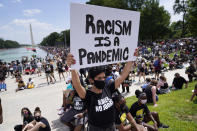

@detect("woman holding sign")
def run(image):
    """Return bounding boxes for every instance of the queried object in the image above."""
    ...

[66,52,140,131]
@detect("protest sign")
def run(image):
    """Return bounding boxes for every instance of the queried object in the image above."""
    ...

[70,3,140,69]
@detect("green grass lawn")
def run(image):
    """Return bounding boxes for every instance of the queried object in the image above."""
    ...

[126,81,197,131]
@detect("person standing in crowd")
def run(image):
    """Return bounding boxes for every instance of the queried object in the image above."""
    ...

[67,53,134,131]
[57,59,65,81]
[49,62,56,83]
[14,107,34,131]
[0,62,7,91]
[153,57,162,80]
[37,60,42,77]
[138,60,146,83]
[172,73,188,90]
[44,64,52,85]
[0,98,3,124]
[122,74,131,93]
[129,92,169,131]
[22,107,51,131]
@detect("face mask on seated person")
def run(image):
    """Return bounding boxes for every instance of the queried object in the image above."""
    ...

[94,80,105,89]
[35,116,41,122]
[141,99,147,104]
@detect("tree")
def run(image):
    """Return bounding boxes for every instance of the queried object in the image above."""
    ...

[0,38,20,49]
[127,0,147,11]
[187,0,197,36]
[139,0,170,41]
[169,21,183,38]
[173,0,188,37]
[40,32,60,46]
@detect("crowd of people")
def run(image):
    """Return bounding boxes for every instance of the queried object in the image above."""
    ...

[0,38,197,130]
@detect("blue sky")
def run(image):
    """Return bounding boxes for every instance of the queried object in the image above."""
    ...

[0,0,182,44]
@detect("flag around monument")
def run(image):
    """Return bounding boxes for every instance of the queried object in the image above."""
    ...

[70,3,140,70]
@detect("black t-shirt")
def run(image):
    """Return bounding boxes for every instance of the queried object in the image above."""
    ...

[129,101,150,121]
[23,115,34,125]
[57,62,63,70]
[160,82,168,89]
[172,76,187,89]
[84,81,116,128]
[144,86,153,103]
[73,96,85,111]
[45,66,50,73]
[186,66,196,74]
[115,105,129,125]
[39,117,51,131]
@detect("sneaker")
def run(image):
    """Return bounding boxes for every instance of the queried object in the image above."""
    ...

[159,123,169,128]
[58,108,64,115]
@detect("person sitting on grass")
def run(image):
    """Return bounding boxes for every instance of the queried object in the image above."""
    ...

[14,107,34,131]
[129,92,169,131]
[190,84,197,101]
[156,76,170,94]
[113,94,146,131]
[16,77,26,92]
[141,78,151,92]
[172,73,188,90]
[22,107,51,131]
[185,63,197,82]
[143,80,159,107]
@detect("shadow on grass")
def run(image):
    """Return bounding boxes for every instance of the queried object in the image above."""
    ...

[193,98,197,104]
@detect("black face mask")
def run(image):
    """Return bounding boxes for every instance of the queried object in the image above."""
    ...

[35,116,41,122]
[94,80,105,89]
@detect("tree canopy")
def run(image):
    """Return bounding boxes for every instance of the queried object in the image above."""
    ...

[0,38,20,49]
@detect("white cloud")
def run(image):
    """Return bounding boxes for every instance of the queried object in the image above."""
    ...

[160,0,182,22]
[0,18,63,44]
[23,9,42,17]
[0,3,4,7]
[12,19,60,31]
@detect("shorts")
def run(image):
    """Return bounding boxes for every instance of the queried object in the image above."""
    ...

[140,68,145,72]
[45,73,50,77]
[58,69,64,73]
[60,108,84,125]
[155,69,161,74]
[88,123,116,131]
[37,67,42,72]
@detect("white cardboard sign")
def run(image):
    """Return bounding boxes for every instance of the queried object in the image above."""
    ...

[70,3,140,69]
